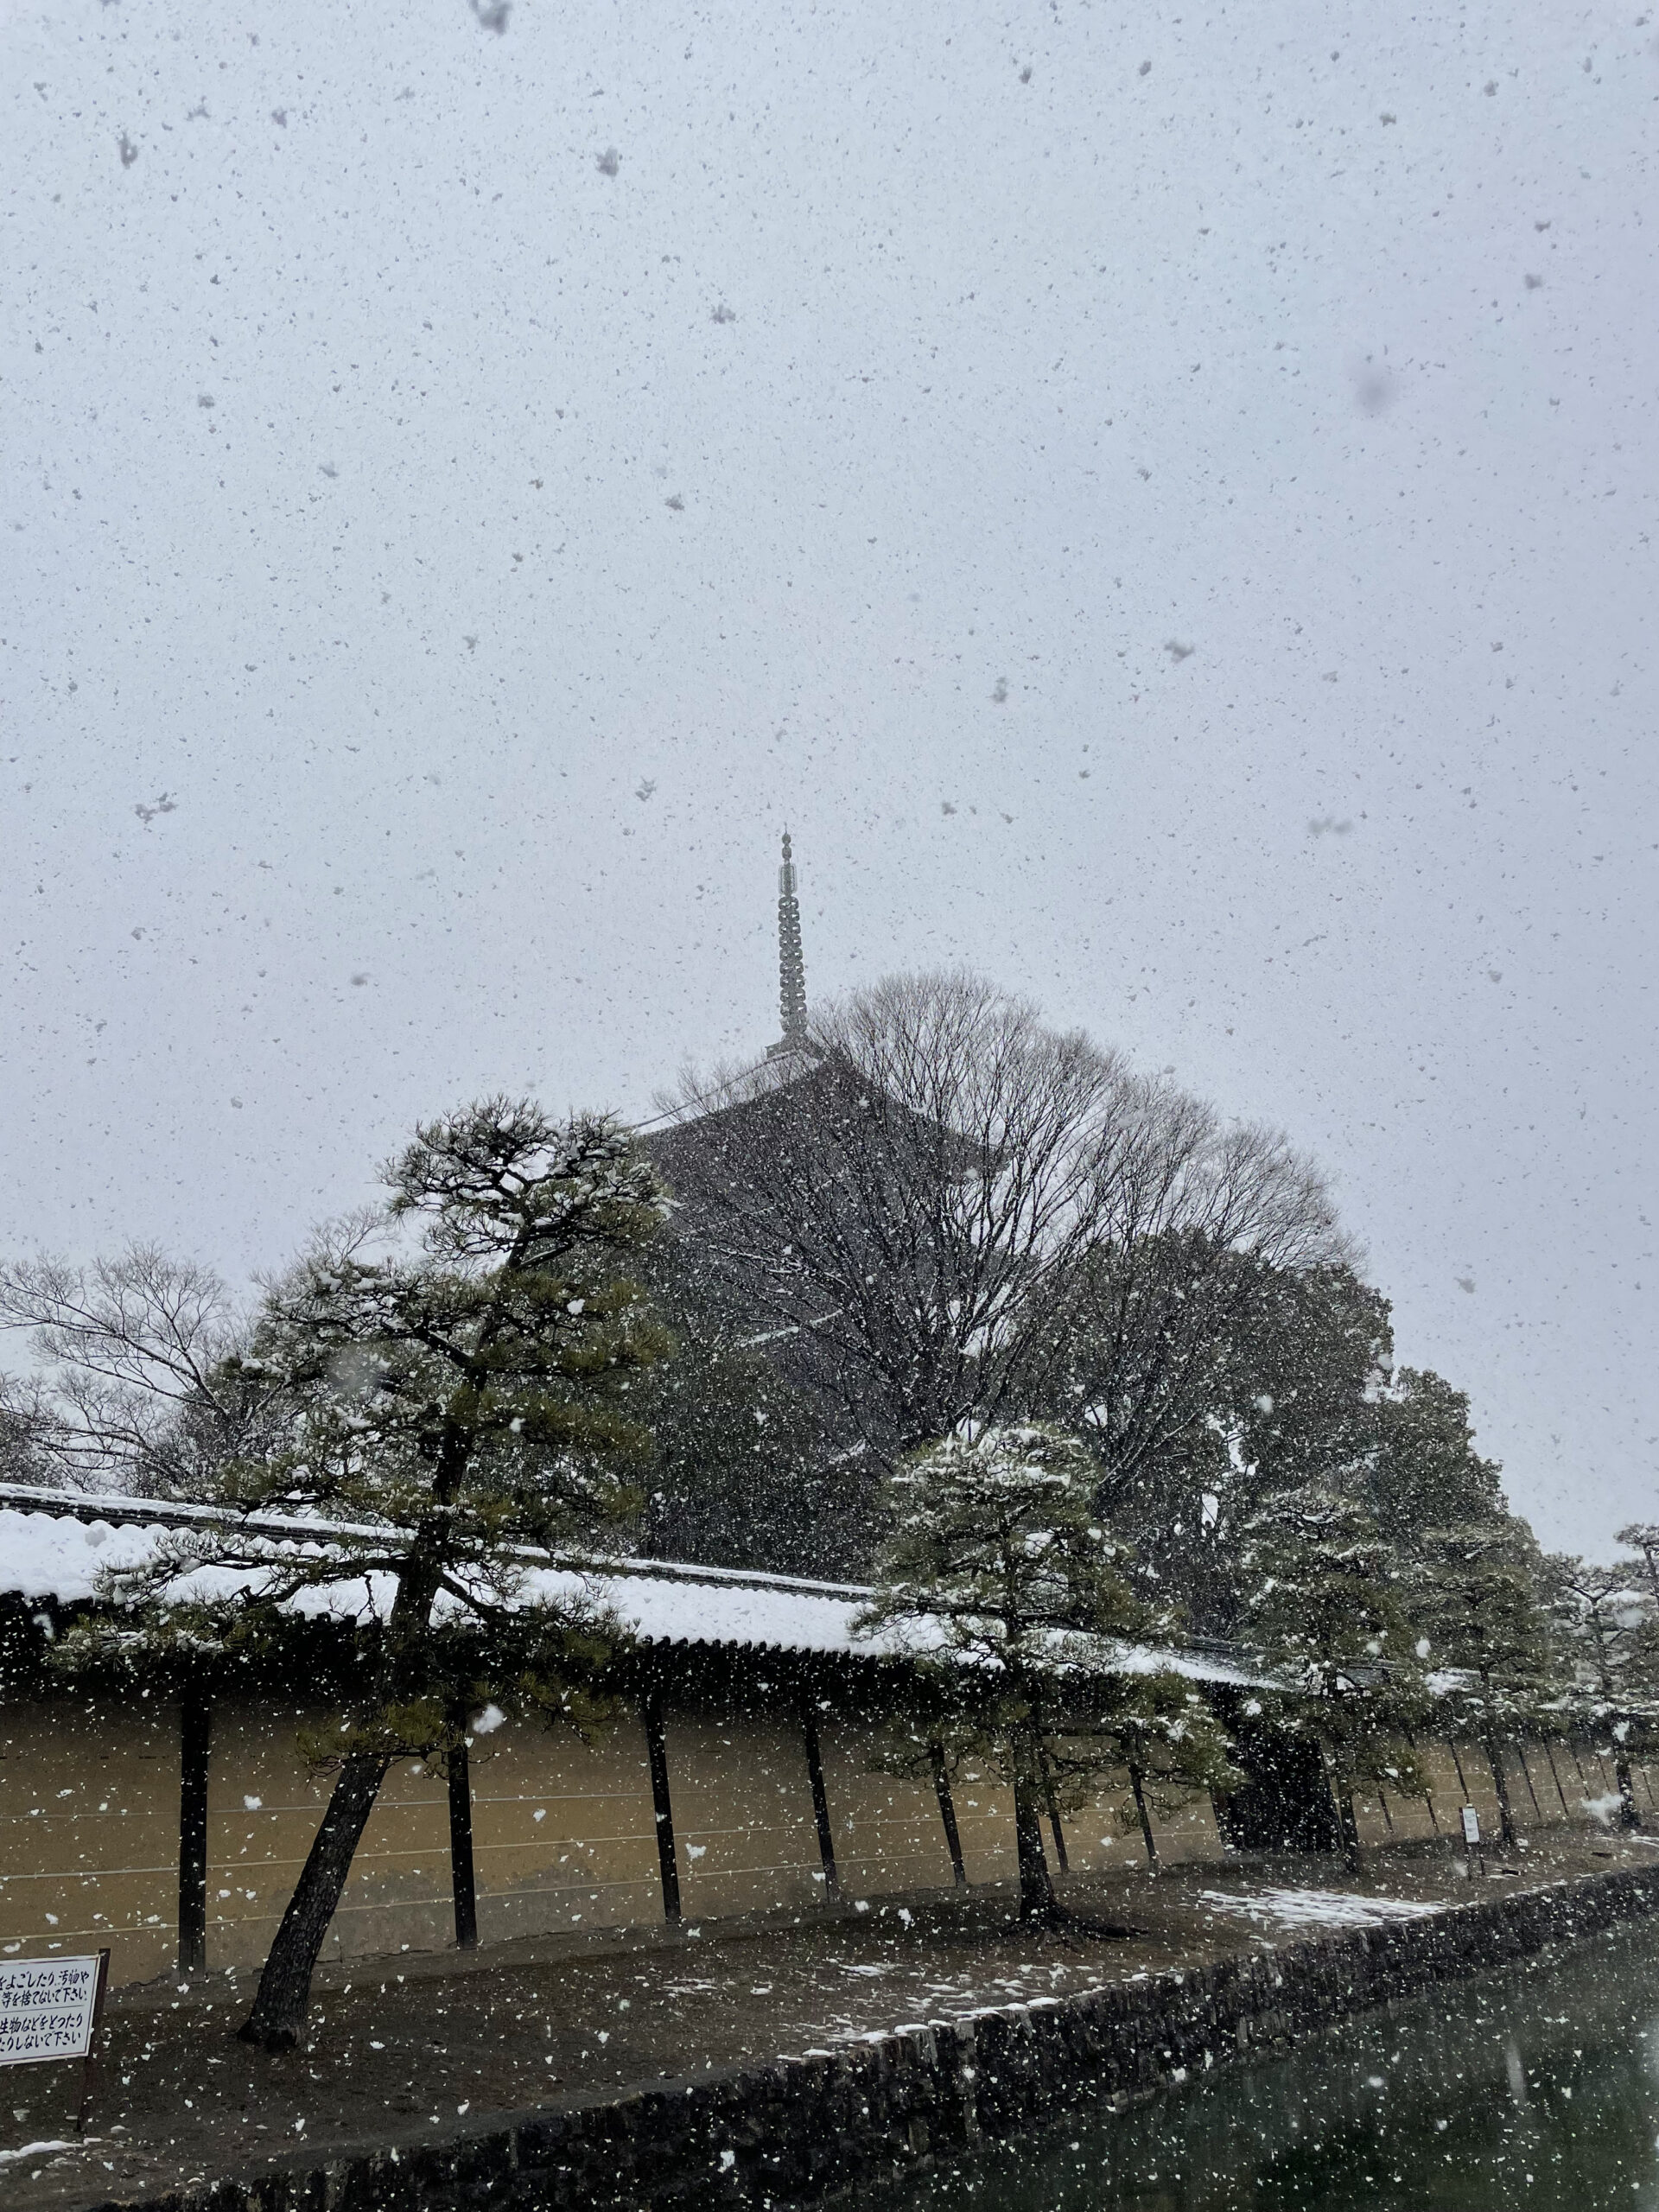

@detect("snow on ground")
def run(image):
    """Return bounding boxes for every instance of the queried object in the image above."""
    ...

[1580,1793,1626,1827]
[1198,1887,1444,1931]
[0,2143,79,2169]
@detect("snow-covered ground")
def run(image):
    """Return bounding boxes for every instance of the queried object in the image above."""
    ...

[0,2143,78,2170]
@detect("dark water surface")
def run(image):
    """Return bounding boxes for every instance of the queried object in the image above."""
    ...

[881,1918,1659,2210]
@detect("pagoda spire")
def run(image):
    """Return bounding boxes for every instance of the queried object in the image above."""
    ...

[769,829,809,1057]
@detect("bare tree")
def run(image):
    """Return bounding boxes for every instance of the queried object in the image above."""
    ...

[656,975,1118,1455]
[0,1245,276,1497]
[0,1371,56,1487]
[653,973,1344,1518]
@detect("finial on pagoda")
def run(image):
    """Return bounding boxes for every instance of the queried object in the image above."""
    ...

[768,828,809,1058]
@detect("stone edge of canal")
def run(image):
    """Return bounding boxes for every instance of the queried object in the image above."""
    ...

[71,1864,1659,2212]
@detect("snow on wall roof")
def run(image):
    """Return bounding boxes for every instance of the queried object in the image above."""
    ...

[0,1498,871,1659]
[0,1486,1269,1684]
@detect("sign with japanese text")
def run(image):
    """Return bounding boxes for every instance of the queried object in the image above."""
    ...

[0,1956,104,2067]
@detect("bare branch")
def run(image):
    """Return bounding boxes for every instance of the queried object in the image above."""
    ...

[653,971,1344,1507]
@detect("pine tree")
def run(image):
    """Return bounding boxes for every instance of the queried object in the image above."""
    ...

[1412,1518,1551,1847]
[1157,1261,1394,1636]
[1544,1554,1657,1831]
[1222,1265,1394,1503]
[1372,1370,1507,1552]
[1237,1482,1427,1869]
[69,1099,670,2050]
[857,1421,1230,1920]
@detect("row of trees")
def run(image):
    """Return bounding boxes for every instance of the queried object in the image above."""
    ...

[1236,1486,1659,1857]
[859,1420,1659,1927]
[0,975,1648,2041]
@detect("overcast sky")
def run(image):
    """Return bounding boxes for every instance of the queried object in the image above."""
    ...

[4,0,1655,1550]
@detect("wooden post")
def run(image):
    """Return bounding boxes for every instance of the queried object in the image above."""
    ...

[1404,1726,1443,1839]
[177,1694,211,1975]
[1516,1742,1543,1820]
[1128,1762,1160,1870]
[74,1949,111,2137]
[801,1701,840,1898]
[930,1743,967,1887]
[1043,1778,1070,1873]
[643,1692,681,1923]
[448,1732,478,1951]
[1484,1736,1518,1847]
[1541,1738,1573,1819]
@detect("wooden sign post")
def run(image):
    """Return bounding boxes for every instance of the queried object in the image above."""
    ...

[1460,1803,1484,1878]
[0,1951,112,2135]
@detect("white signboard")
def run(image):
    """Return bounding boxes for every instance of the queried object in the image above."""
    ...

[0,1956,104,2067]
[1460,1805,1482,1846]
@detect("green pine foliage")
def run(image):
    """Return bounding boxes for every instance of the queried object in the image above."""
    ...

[1411,1516,1553,1845]
[1237,1481,1428,1866]
[1224,1267,1395,1503]
[1414,1519,1551,1728]
[1544,1554,1658,1828]
[1372,1369,1508,1551]
[63,1097,672,2049]
[1162,1262,1395,1634]
[858,1421,1232,1915]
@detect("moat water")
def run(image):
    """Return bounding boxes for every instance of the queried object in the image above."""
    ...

[881,1914,1659,2210]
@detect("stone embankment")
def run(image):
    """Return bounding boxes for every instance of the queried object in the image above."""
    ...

[75,1859,1659,2212]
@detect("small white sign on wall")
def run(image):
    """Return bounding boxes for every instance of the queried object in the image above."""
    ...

[0,1955,105,2068]
[1460,1805,1482,1846]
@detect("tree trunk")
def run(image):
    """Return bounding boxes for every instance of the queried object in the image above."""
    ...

[1447,1738,1472,1800]
[1042,1775,1070,1874]
[929,1743,967,1888]
[1484,1735,1517,1848]
[1128,1763,1160,1871]
[1541,1738,1573,1821]
[238,1745,392,2050]
[1515,1743,1543,1821]
[238,1527,450,2051]
[1616,1755,1642,1831]
[1012,1783,1056,1920]
[1320,1752,1363,1872]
